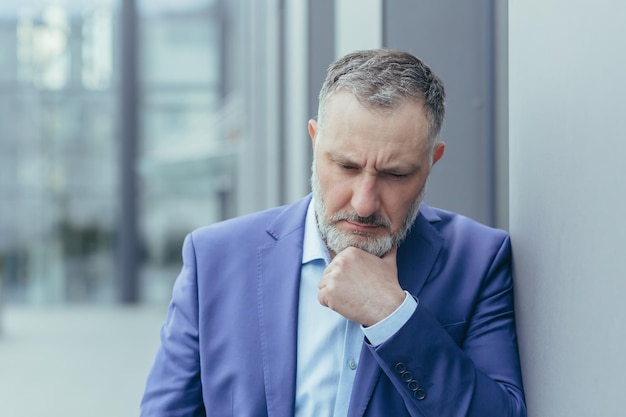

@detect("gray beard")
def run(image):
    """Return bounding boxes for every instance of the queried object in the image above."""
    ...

[310,162,424,258]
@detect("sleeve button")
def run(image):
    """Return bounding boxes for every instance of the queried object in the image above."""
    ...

[414,388,427,400]
[394,362,407,373]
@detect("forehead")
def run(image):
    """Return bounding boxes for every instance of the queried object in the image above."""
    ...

[318,92,431,156]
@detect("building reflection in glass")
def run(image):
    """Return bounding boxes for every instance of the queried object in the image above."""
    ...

[0,0,233,305]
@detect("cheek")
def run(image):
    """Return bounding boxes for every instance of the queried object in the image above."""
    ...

[318,172,352,213]
[324,185,351,214]
[388,199,412,224]
[384,184,424,224]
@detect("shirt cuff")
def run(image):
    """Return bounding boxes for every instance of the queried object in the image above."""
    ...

[361,291,418,346]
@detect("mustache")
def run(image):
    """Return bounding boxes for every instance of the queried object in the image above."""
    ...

[329,212,392,229]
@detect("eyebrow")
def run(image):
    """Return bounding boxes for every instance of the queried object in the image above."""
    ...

[327,151,420,174]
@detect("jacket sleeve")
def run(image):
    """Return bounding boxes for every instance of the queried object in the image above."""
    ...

[366,235,526,417]
[140,234,207,417]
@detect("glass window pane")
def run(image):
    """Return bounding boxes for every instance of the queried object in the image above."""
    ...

[0,1,119,304]
[137,0,231,302]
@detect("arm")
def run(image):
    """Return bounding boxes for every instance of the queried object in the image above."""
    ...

[367,236,525,416]
[140,234,206,417]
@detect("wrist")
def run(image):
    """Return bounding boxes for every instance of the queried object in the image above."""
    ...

[362,291,417,346]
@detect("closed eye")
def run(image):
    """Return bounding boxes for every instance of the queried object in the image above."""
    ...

[339,163,358,171]
[385,172,409,179]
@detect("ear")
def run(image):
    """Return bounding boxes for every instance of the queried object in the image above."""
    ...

[432,141,445,166]
[308,119,318,149]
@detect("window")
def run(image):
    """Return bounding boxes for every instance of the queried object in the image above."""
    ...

[0,0,229,304]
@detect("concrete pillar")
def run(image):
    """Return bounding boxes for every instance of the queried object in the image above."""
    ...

[510,2,626,416]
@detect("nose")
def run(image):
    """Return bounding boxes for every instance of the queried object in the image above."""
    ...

[351,173,381,218]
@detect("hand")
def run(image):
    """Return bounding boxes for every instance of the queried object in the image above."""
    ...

[317,246,406,327]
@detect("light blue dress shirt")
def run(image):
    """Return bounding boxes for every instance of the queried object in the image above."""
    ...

[295,200,417,417]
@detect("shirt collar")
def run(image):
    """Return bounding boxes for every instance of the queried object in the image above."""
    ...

[303,199,331,265]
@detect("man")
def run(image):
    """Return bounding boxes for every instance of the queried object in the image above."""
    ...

[140,49,526,416]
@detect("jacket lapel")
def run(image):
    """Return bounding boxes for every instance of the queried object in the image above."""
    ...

[348,205,443,417]
[256,196,310,417]
[396,204,443,296]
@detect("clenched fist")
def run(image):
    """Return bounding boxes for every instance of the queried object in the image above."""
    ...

[317,246,406,327]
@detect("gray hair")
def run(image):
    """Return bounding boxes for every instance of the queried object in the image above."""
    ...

[317,49,446,148]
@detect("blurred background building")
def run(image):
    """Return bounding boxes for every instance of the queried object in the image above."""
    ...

[0,0,231,305]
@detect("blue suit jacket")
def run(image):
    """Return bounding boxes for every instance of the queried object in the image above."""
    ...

[141,196,526,416]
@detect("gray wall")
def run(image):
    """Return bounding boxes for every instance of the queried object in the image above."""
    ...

[510,1,626,415]
[385,0,497,226]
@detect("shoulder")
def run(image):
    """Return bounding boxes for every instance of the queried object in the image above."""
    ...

[420,204,508,242]
[187,195,310,250]
[416,204,510,263]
